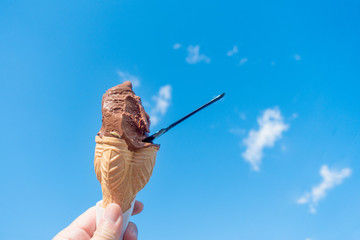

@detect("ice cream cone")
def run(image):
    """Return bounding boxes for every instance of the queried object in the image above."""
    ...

[94,135,159,211]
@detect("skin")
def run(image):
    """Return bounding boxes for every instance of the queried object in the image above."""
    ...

[53,201,144,240]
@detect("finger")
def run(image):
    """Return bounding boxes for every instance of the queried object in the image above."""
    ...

[123,222,138,240]
[53,206,96,240]
[131,201,144,216]
[91,203,123,240]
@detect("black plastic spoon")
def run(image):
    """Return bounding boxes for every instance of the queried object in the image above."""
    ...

[142,92,225,143]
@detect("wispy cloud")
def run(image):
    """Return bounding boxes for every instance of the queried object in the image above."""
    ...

[229,128,246,136]
[227,45,238,56]
[297,165,352,213]
[293,54,301,61]
[186,45,210,64]
[234,108,246,120]
[150,85,172,126]
[242,107,289,171]
[117,71,140,88]
[173,43,182,50]
[239,58,248,66]
[238,112,246,120]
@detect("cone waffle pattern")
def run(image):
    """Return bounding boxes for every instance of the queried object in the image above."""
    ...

[94,136,158,211]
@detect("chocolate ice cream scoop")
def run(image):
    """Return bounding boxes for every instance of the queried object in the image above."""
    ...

[97,81,157,151]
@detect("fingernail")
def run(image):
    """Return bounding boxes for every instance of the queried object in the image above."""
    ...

[103,203,122,224]
[132,228,138,238]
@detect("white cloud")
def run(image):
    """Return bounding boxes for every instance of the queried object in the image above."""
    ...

[186,45,210,64]
[150,115,159,126]
[117,71,140,88]
[297,165,352,213]
[239,58,248,66]
[227,45,238,56]
[173,43,182,50]
[150,85,172,126]
[294,54,301,61]
[242,107,289,171]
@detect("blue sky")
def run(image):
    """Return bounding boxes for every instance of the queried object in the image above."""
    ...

[1,0,360,239]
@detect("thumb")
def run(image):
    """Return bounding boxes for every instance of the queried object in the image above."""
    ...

[91,203,123,240]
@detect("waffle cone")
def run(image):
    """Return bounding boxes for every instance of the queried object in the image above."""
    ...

[94,136,159,211]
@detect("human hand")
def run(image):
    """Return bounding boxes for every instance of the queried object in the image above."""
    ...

[53,201,144,240]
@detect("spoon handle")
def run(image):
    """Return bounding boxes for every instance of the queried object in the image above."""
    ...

[143,92,225,143]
